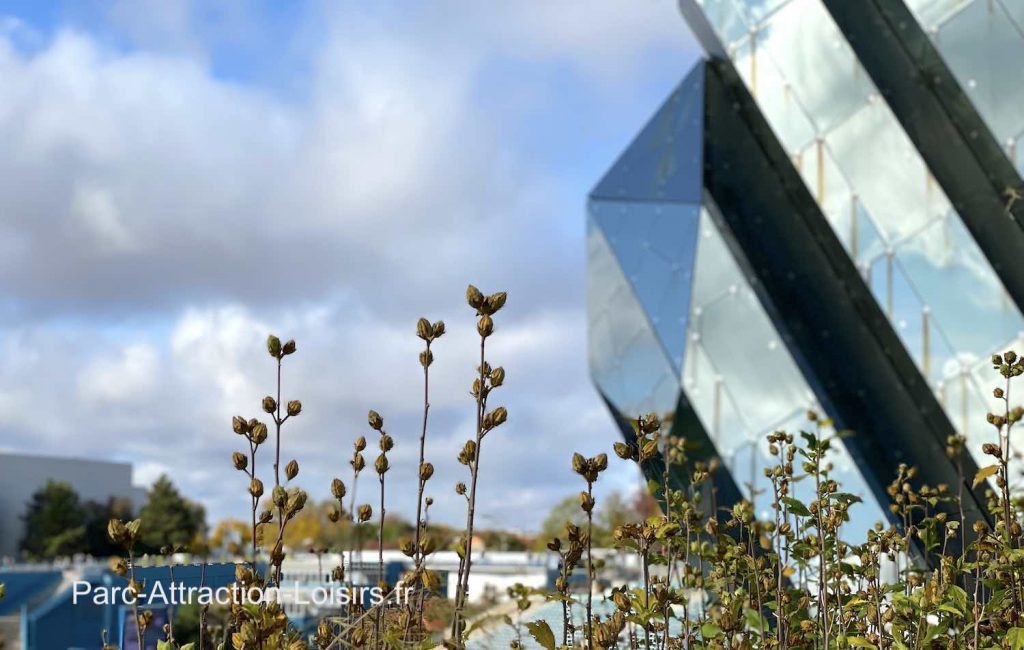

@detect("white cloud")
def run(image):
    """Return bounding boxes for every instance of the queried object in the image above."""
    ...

[0,1,695,529]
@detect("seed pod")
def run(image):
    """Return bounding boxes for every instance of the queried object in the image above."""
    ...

[490,367,505,387]
[455,482,467,496]
[354,436,367,452]
[287,400,302,417]
[466,285,484,310]
[250,478,264,499]
[232,451,248,471]
[262,396,277,414]
[327,508,340,523]
[260,510,273,524]
[368,410,383,431]
[420,350,433,367]
[613,442,632,460]
[579,490,595,513]
[486,291,507,314]
[380,434,394,452]
[107,520,126,545]
[111,557,128,577]
[251,422,268,445]
[375,453,389,475]
[358,504,373,522]
[125,519,142,543]
[422,536,437,555]
[352,453,365,472]
[613,591,630,612]
[289,489,307,513]
[416,318,432,341]
[232,416,249,435]
[401,539,416,557]
[477,315,494,338]
[285,459,299,480]
[420,462,434,481]
[983,443,1001,458]
[331,478,346,500]
[432,321,446,338]
[282,339,296,355]
[272,485,287,507]
[267,335,282,358]
[490,406,508,427]
[572,453,587,475]
[593,453,608,472]
[331,565,344,582]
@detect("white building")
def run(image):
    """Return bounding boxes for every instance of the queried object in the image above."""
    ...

[0,452,147,558]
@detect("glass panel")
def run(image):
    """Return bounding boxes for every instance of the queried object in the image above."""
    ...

[796,138,886,266]
[904,0,973,30]
[930,0,1024,145]
[825,100,949,244]
[590,64,704,204]
[698,285,809,433]
[590,200,701,373]
[682,337,749,448]
[895,214,1024,358]
[690,210,738,307]
[694,0,753,46]
[754,0,872,135]
[587,217,682,420]
[732,35,817,152]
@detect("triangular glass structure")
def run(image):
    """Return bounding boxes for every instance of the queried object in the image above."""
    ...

[590,63,704,204]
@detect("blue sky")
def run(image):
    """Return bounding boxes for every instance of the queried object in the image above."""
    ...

[0,0,698,530]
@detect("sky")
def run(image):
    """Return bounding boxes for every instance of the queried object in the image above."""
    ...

[0,0,699,532]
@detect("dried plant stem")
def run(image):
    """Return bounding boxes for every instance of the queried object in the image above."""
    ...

[453,336,488,648]
[406,337,433,643]
[375,468,385,649]
[585,480,594,650]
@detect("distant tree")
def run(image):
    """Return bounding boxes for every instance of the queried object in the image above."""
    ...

[535,489,647,549]
[138,475,206,553]
[535,494,589,550]
[21,480,87,559]
[210,518,253,558]
[83,497,134,557]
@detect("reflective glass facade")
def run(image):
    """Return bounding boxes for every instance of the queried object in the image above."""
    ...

[588,65,886,529]
[905,0,1024,172]
[589,0,1024,530]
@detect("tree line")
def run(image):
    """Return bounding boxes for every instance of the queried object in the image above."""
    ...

[20,474,205,560]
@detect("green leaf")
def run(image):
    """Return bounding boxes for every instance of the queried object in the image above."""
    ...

[156,641,173,650]
[780,497,812,517]
[179,645,196,650]
[973,464,999,489]
[701,622,722,639]
[525,620,556,650]
[847,636,877,649]
[1008,627,1024,650]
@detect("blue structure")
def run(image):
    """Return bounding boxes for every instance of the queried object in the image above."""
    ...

[3,563,238,650]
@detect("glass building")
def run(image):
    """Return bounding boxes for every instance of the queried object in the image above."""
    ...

[588,0,1024,538]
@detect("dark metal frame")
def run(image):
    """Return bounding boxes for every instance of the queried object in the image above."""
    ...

[822,0,1024,308]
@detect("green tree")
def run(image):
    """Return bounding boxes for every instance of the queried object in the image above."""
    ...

[83,497,134,557]
[535,494,590,550]
[138,475,206,553]
[534,489,645,549]
[21,480,87,559]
